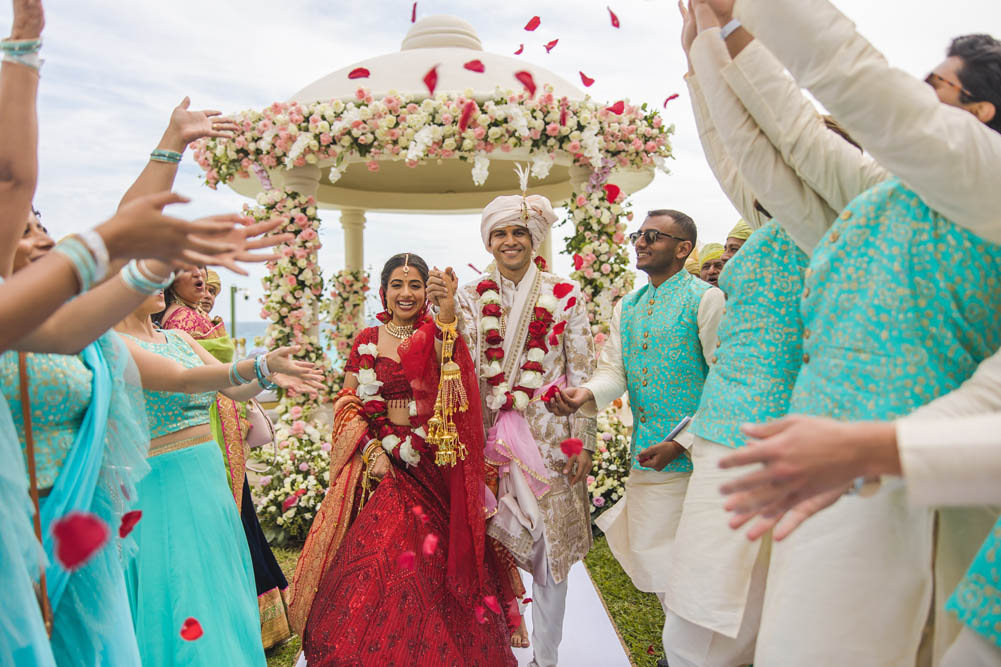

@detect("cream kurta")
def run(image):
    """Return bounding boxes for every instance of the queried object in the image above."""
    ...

[456,266,596,585]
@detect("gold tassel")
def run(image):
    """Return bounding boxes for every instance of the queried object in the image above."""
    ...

[428,316,469,467]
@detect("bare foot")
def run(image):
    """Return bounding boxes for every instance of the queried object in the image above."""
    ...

[511,618,530,649]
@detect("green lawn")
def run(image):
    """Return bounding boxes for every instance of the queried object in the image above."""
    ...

[266,535,664,666]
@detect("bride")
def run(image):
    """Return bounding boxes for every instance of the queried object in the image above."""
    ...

[289,252,521,666]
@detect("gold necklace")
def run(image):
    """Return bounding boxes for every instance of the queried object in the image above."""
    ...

[385,320,414,340]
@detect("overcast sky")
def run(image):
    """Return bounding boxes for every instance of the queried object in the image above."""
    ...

[24,0,1001,323]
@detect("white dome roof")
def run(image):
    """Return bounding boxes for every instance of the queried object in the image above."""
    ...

[290,15,585,104]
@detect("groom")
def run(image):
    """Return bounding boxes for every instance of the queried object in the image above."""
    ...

[432,192,596,667]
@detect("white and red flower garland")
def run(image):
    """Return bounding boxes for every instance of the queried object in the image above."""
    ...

[354,342,427,467]
[477,279,576,412]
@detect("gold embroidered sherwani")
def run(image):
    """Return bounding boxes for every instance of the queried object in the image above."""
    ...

[456,264,596,584]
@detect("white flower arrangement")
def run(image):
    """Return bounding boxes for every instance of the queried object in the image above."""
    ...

[588,406,633,522]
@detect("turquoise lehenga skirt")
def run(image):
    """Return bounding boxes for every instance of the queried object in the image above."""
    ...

[126,437,265,666]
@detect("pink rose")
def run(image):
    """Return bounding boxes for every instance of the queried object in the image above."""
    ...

[298,462,310,472]
[575,195,587,207]
[567,140,581,153]
[593,496,605,507]
[546,123,560,137]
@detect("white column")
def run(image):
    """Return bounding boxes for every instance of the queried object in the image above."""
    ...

[339,209,366,272]
[280,164,321,198]
[539,227,554,268]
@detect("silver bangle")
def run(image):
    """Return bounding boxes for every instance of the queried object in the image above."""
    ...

[720,18,742,40]
[78,230,110,282]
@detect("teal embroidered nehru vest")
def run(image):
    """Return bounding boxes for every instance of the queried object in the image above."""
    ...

[791,177,1001,421]
[0,352,93,489]
[126,330,215,439]
[621,270,711,472]
[691,220,809,448]
[946,517,1001,649]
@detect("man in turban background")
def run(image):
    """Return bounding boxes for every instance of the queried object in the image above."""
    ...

[699,242,726,287]
[430,191,597,667]
[722,219,753,261]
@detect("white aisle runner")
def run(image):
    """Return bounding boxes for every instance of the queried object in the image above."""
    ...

[513,562,631,667]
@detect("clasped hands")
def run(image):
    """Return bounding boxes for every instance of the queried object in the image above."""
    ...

[426,266,459,322]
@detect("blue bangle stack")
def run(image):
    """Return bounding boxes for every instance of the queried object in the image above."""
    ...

[53,235,100,292]
[254,354,279,390]
[229,360,253,386]
[150,149,183,165]
[120,260,175,295]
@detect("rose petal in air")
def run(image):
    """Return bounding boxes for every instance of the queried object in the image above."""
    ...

[553,283,574,299]
[422,533,439,556]
[514,71,537,97]
[603,183,622,203]
[484,595,502,614]
[608,6,621,28]
[544,39,559,53]
[560,438,584,457]
[605,100,625,114]
[459,100,477,132]
[663,93,680,108]
[423,65,439,96]
[348,67,370,80]
[119,510,142,538]
[397,550,416,570]
[514,44,524,55]
[475,605,487,624]
[523,597,533,604]
[463,59,485,73]
[579,71,595,87]
[180,617,204,641]
[411,2,417,23]
[52,512,110,571]
[524,16,541,31]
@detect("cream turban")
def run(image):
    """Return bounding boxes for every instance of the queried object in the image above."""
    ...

[480,194,558,252]
[684,247,700,276]
[727,219,753,241]
[700,243,725,268]
[205,269,221,290]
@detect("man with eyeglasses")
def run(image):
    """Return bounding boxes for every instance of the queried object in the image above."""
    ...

[692,0,1001,664]
[546,209,724,627]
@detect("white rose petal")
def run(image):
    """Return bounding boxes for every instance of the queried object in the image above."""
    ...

[526,348,545,363]
[382,434,402,453]
[479,290,501,305]
[399,438,421,467]
[513,391,530,411]
[356,367,377,385]
[480,316,500,332]
[409,401,418,417]
[358,342,378,357]
[485,361,504,377]
[538,294,558,312]
[519,371,543,389]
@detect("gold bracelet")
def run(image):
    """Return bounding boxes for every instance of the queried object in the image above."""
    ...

[435,313,458,337]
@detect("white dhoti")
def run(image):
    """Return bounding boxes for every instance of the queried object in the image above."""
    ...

[594,468,690,593]
[755,481,935,666]
[662,436,770,667]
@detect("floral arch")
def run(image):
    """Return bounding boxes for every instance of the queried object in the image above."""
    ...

[194,85,673,541]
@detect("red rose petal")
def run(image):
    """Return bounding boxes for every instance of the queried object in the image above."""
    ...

[422,533,439,556]
[603,183,622,203]
[463,59,485,73]
[608,6,621,28]
[411,1,417,23]
[559,97,568,126]
[282,494,300,511]
[605,100,625,114]
[397,550,416,570]
[118,510,142,538]
[475,605,487,624]
[180,617,203,641]
[544,39,559,53]
[564,296,577,311]
[524,16,541,31]
[534,255,548,271]
[573,253,584,270]
[553,282,574,299]
[348,67,370,80]
[514,70,537,97]
[663,93,680,108]
[52,512,109,571]
[410,505,429,524]
[423,65,439,96]
[523,597,532,603]
[514,44,524,55]
[459,100,477,132]
[560,438,584,457]
[647,644,656,655]
[579,71,595,87]
[484,595,502,614]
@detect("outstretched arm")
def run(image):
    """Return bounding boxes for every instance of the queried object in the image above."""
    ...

[0,0,42,275]
[733,0,1001,242]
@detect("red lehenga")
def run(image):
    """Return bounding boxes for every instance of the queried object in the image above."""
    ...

[290,321,520,666]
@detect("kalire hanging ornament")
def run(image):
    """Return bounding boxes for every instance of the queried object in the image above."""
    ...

[428,316,469,467]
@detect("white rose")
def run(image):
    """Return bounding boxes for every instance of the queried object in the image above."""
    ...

[409,401,418,417]
[413,425,427,439]
[519,370,543,389]
[356,367,378,386]
[381,434,401,453]
[486,385,510,411]
[526,348,545,363]
[480,316,500,332]
[484,361,503,377]
[399,438,421,467]
[357,379,384,398]
[513,391,530,411]
[538,294,558,312]
[358,342,378,357]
